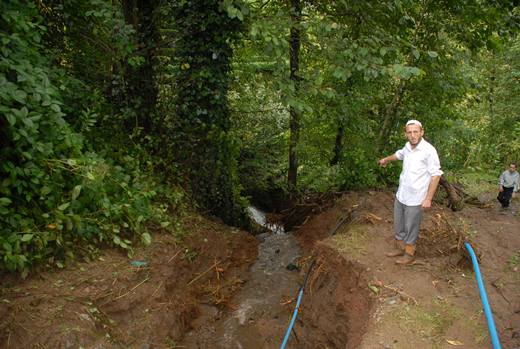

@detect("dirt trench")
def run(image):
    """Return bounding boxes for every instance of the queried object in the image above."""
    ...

[0,216,259,349]
[294,243,373,349]
[180,189,520,349]
[177,204,374,349]
[0,198,375,349]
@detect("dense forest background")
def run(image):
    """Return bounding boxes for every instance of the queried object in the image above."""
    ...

[1,0,519,274]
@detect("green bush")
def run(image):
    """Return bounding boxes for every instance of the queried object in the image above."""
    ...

[0,1,179,275]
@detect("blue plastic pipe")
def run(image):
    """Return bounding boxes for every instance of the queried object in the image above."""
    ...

[279,260,315,349]
[279,286,304,349]
[464,242,502,349]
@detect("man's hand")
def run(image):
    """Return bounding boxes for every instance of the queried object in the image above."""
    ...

[379,154,397,168]
[422,198,432,209]
[499,185,504,192]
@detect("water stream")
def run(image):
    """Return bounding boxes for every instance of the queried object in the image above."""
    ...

[181,206,301,348]
[247,206,285,234]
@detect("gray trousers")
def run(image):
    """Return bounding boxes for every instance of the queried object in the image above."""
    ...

[394,198,423,245]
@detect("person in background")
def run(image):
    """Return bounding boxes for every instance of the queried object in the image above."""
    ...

[378,119,443,265]
[498,162,519,210]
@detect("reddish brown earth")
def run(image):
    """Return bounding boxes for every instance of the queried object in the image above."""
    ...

[0,215,258,348]
[295,190,520,349]
[1,191,519,349]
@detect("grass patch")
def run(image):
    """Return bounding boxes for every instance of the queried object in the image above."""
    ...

[446,170,497,198]
[327,224,369,258]
[507,250,520,291]
[463,309,488,345]
[508,250,520,270]
[394,299,461,344]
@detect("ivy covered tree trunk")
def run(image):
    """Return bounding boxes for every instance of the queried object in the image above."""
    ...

[171,1,247,227]
[288,0,302,193]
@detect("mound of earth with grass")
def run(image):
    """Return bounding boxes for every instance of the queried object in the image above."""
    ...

[294,190,520,349]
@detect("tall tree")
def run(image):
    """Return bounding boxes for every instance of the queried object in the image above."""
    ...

[171,1,248,226]
[287,0,302,193]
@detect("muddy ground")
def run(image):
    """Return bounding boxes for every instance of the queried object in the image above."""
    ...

[295,190,520,349]
[1,190,519,348]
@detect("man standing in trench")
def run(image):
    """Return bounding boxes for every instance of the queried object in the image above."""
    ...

[378,120,443,265]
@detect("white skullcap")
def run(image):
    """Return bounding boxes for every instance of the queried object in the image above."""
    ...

[406,119,422,128]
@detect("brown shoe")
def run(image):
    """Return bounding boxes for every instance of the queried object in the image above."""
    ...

[386,239,405,257]
[386,250,405,257]
[395,253,415,265]
[395,245,416,265]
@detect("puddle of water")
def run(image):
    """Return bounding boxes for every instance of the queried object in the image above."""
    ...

[181,206,301,348]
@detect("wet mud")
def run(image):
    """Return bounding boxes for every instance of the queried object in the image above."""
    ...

[181,208,302,348]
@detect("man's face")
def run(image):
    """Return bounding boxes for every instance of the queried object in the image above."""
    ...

[509,164,517,173]
[405,124,424,146]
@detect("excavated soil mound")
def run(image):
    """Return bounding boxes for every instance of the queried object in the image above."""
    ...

[293,190,473,267]
[0,215,257,349]
[292,190,520,349]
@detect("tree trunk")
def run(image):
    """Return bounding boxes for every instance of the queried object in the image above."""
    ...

[330,123,345,165]
[122,0,158,134]
[377,80,405,153]
[488,66,495,118]
[171,1,248,227]
[288,0,302,193]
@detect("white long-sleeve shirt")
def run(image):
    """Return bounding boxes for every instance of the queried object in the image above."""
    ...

[395,138,443,206]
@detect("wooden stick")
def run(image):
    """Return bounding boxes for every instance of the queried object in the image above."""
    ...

[168,250,182,263]
[383,284,418,305]
[151,281,163,298]
[114,277,150,300]
[187,260,220,286]
[214,259,221,282]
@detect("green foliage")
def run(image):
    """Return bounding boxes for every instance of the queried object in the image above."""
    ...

[446,34,520,170]
[445,170,497,198]
[231,0,519,196]
[0,0,179,274]
[336,149,381,190]
[1,0,518,274]
[38,0,140,145]
[230,79,288,198]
